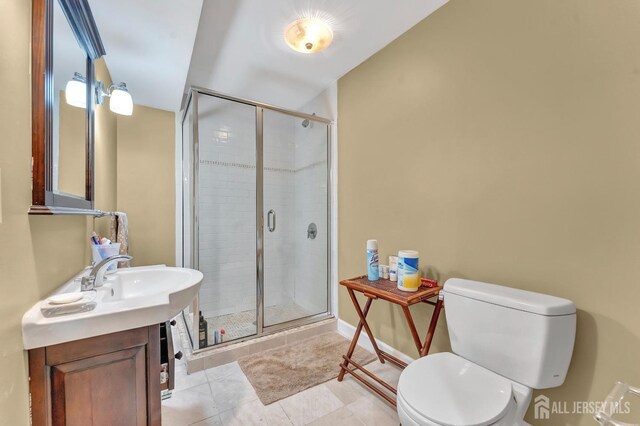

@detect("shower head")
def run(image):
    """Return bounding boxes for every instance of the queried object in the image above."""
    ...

[301,112,316,128]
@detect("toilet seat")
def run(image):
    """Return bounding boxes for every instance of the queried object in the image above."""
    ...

[397,352,515,426]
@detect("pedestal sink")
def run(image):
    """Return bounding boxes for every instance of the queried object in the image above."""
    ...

[22,265,203,349]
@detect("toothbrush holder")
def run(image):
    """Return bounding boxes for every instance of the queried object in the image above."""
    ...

[91,243,121,272]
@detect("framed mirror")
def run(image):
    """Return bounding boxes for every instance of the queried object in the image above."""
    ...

[30,0,106,215]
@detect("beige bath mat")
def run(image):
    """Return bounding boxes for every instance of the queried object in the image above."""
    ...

[238,331,375,405]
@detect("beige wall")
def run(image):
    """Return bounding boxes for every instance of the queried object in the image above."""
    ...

[0,1,90,424]
[116,105,176,267]
[0,3,172,423]
[94,58,118,237]
[338,0,640,424]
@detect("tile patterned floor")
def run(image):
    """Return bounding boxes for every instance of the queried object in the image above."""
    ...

[162,336,401,426]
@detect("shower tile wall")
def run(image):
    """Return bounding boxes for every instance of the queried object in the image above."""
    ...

[293,113,328,316]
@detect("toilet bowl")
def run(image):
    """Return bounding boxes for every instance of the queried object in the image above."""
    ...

[397,279,576,426]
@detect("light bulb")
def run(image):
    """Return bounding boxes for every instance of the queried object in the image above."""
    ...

[285,18,333,54]
[109,85,133,116]
[65,77,86,108]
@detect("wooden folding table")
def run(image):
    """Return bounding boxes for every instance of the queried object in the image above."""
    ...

[337,275,443,406]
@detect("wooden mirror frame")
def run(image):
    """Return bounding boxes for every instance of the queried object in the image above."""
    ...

[30,0,106,215]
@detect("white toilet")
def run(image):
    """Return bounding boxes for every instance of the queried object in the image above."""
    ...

[397,278,576,426]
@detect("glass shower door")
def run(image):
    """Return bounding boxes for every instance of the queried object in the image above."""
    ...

[195,94,258,347]
[183,88,332,350]
[262,108,329,328]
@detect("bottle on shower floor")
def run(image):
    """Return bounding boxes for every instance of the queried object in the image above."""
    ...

[199,311,208,349]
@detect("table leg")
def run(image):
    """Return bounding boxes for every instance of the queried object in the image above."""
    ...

[401,305,423,354]
[420,296,444,357]
[338,296,374,381]
[347,288,385,364]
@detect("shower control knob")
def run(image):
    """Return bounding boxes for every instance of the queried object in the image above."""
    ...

[174,351,183,360]
[307,223,317,239]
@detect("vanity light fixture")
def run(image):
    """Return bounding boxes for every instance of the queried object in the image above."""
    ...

[64,72,87,108]
[97,81,134,116]
[65,74,134,116]
[284,17,333,53]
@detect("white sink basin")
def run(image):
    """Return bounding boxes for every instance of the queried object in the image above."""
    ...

[104,268,195,303]
[22,265,203,349]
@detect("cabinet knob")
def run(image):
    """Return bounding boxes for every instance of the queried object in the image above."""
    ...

[170,320,176,326]
[174,351,183,360]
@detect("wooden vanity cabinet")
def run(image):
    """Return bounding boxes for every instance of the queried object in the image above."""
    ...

[28,325,162,426]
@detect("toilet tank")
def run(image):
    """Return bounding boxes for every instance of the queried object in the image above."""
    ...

[443,278,576,389]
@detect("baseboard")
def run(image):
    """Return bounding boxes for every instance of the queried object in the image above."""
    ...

[336,319,415,365]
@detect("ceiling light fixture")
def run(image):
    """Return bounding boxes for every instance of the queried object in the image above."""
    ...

[284,17,333,53]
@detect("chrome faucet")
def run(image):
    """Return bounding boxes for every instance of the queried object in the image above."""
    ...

[81,254,132,291]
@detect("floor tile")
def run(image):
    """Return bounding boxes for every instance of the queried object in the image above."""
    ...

[278,384,344,426]
[209,364,259,412]
[161,385,218,426]
[324,376,370,406]
[204,361,244,381]
[306,406,365,426]
[365,361,402,389]
[188,383,214,397]
[174,368,209,392]
[218,399,292,426]
[346,394,399,426]
[175,362,188,378]
[190,416,223,426]
[163,327,390,426]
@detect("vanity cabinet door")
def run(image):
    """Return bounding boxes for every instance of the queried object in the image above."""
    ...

[28,325,161,426]
[51,346,146,425]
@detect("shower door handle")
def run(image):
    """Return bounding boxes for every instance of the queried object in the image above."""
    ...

[267,209,276,232]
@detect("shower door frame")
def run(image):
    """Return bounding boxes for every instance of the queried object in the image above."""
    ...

[182,87,334,352]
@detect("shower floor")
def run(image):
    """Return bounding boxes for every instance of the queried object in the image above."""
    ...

[204,303,315,346]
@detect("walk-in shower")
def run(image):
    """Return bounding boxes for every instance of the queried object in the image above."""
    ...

[181,87,332,351]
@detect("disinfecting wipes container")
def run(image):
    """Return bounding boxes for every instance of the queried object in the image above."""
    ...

[397,250,419,292]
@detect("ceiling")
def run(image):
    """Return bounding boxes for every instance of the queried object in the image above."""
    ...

[186,0,449,111]
[89,0,449,113]
[89,0,203,112]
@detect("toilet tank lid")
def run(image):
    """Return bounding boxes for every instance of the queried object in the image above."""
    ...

[443,278,576,316]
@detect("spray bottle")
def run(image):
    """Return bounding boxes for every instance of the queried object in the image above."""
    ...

[367,240,380,281]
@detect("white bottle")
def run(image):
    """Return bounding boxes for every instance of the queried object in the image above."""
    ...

[389,256,398,282]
